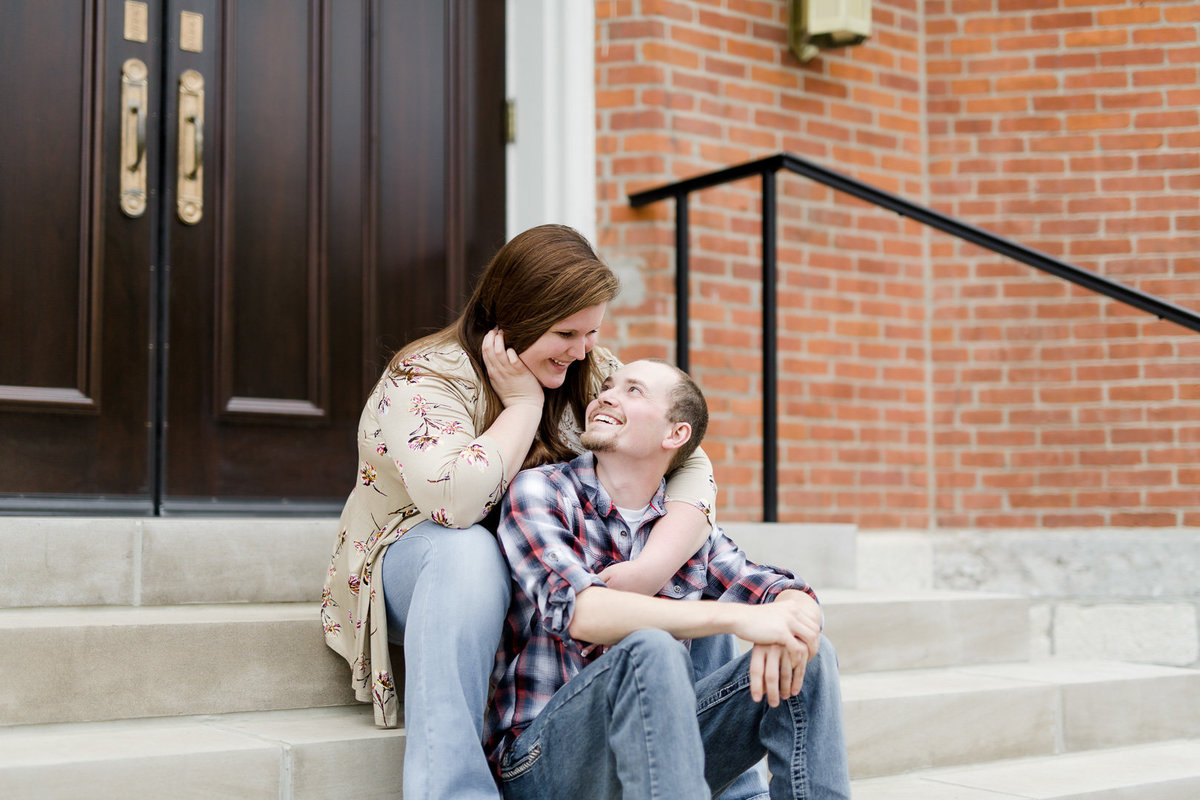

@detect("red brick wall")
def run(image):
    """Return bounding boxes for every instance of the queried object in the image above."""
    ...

[595,0,1200,527]
[925,0,1200,527]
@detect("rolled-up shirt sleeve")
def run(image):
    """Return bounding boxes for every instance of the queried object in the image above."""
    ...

[704,530,818,607]
[498,470,605,639]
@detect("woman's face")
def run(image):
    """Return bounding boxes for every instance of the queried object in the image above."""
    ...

[517,303,607,390]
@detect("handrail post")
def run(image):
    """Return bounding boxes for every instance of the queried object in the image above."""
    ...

[675,193,690,373]
[762,169,778,522]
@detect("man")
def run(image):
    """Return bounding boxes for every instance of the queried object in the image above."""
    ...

[483,359,851,799]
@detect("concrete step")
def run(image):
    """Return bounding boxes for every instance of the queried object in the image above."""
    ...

[0,517,860,608]
[0,603,354,725]
[722,522,858,589]
[851,739,1200,799]
[0,706,402,800]
[0,517,335,608]
[843,660,1200,779]
[819,588,1030,673]
[3,697,1196,800]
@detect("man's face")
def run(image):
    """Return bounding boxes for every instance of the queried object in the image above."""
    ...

[581,360,680,459]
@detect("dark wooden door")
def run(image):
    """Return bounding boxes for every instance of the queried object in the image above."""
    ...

[0,0,506,513]
[0,0,160,512]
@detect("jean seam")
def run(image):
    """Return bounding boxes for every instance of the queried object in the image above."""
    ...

[417,539,436,800]
[627,640,672,800]
[786,690,808,798]
[695,669,752,715]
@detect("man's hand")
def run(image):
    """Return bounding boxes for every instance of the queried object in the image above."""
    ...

[748,642,808,706]
[732,590,821,705]
[729,591,821,659]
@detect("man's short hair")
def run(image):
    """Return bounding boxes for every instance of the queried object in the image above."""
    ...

[646,359,709,471]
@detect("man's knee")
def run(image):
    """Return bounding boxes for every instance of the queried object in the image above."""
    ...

[811,634,838,676]
[616,629,693,681]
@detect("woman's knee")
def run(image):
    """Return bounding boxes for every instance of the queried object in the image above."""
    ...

[412,524,511,616]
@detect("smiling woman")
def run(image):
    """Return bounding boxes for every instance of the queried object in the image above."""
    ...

[514,304,606,390]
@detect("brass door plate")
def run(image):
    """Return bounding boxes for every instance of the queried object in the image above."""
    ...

[124,1,149,43]
[119,58,149,217]
[177,70,204,224]
[181,11,204,53]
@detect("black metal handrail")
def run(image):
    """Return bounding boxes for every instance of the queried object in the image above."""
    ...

[629,151,1200,522]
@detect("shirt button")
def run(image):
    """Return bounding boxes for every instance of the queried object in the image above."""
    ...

[672,583,683,595]
[547,550,559,563]
[619,530,628,537]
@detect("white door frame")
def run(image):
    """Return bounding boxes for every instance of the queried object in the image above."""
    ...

[505,0,596,245]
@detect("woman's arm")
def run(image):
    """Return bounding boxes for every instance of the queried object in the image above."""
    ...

[478,328,545,487]
[597,446,716,595]
[598,501,711,594]
[380,331,543,527]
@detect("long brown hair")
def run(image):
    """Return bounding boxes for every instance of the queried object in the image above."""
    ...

[388,224,620,468]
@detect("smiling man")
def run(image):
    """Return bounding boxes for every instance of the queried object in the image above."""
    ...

[483,359,851,800]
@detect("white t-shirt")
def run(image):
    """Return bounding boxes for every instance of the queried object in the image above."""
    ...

[615,502,652,533]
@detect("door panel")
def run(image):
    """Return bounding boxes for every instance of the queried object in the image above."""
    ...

[162,0,348,505]
[0,0,157,508]
[0,0,505,512]
[160,0,507,508]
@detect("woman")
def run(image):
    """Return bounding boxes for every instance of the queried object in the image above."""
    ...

[321,225,717,799]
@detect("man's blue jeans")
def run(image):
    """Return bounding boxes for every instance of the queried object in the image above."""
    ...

[692,635,770,800]
[496,628,851,800]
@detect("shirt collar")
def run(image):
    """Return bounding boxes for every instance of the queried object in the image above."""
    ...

[569,451,668,522]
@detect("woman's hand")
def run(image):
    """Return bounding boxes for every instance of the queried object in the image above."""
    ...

[482,328,544,409]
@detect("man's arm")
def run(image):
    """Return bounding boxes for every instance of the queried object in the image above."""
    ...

[569,585,820,661]
[570,586,821,706]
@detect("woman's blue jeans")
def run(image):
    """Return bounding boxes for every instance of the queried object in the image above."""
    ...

[497,629,851,800]
[381,521,510,800]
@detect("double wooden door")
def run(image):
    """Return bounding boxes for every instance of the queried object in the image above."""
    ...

[0,0,506,513]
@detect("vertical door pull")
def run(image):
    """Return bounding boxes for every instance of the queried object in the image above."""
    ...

[120,58,149,217]
[177,70,204,224]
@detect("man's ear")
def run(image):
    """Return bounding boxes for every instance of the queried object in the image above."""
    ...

[662,421,692,454]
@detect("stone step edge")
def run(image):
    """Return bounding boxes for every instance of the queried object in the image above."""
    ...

[0,587,1028,623]
[0,706,396,763]
[841,658,1200,700]
[0,601,318,628]
[850,738,1200,799]
[0,706,403,800]
[842,659,1200,781]
[3,706,1197,800]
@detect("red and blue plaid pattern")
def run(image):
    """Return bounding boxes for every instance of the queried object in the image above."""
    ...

[483,452,815,768]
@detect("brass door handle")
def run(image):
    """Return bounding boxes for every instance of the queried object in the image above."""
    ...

[185,113,202,180]
[120,58,149,217]
[177,69,204,224]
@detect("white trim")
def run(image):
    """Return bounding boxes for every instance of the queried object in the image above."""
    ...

[506,0,596,245]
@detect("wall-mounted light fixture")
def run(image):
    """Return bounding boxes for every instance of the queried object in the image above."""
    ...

[788,0,872,62]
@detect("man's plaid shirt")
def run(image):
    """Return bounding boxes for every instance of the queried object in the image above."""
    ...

[483,451,816,768]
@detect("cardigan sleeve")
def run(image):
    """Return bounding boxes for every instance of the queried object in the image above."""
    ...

[663,446,718,527]
[375,354,507,528]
